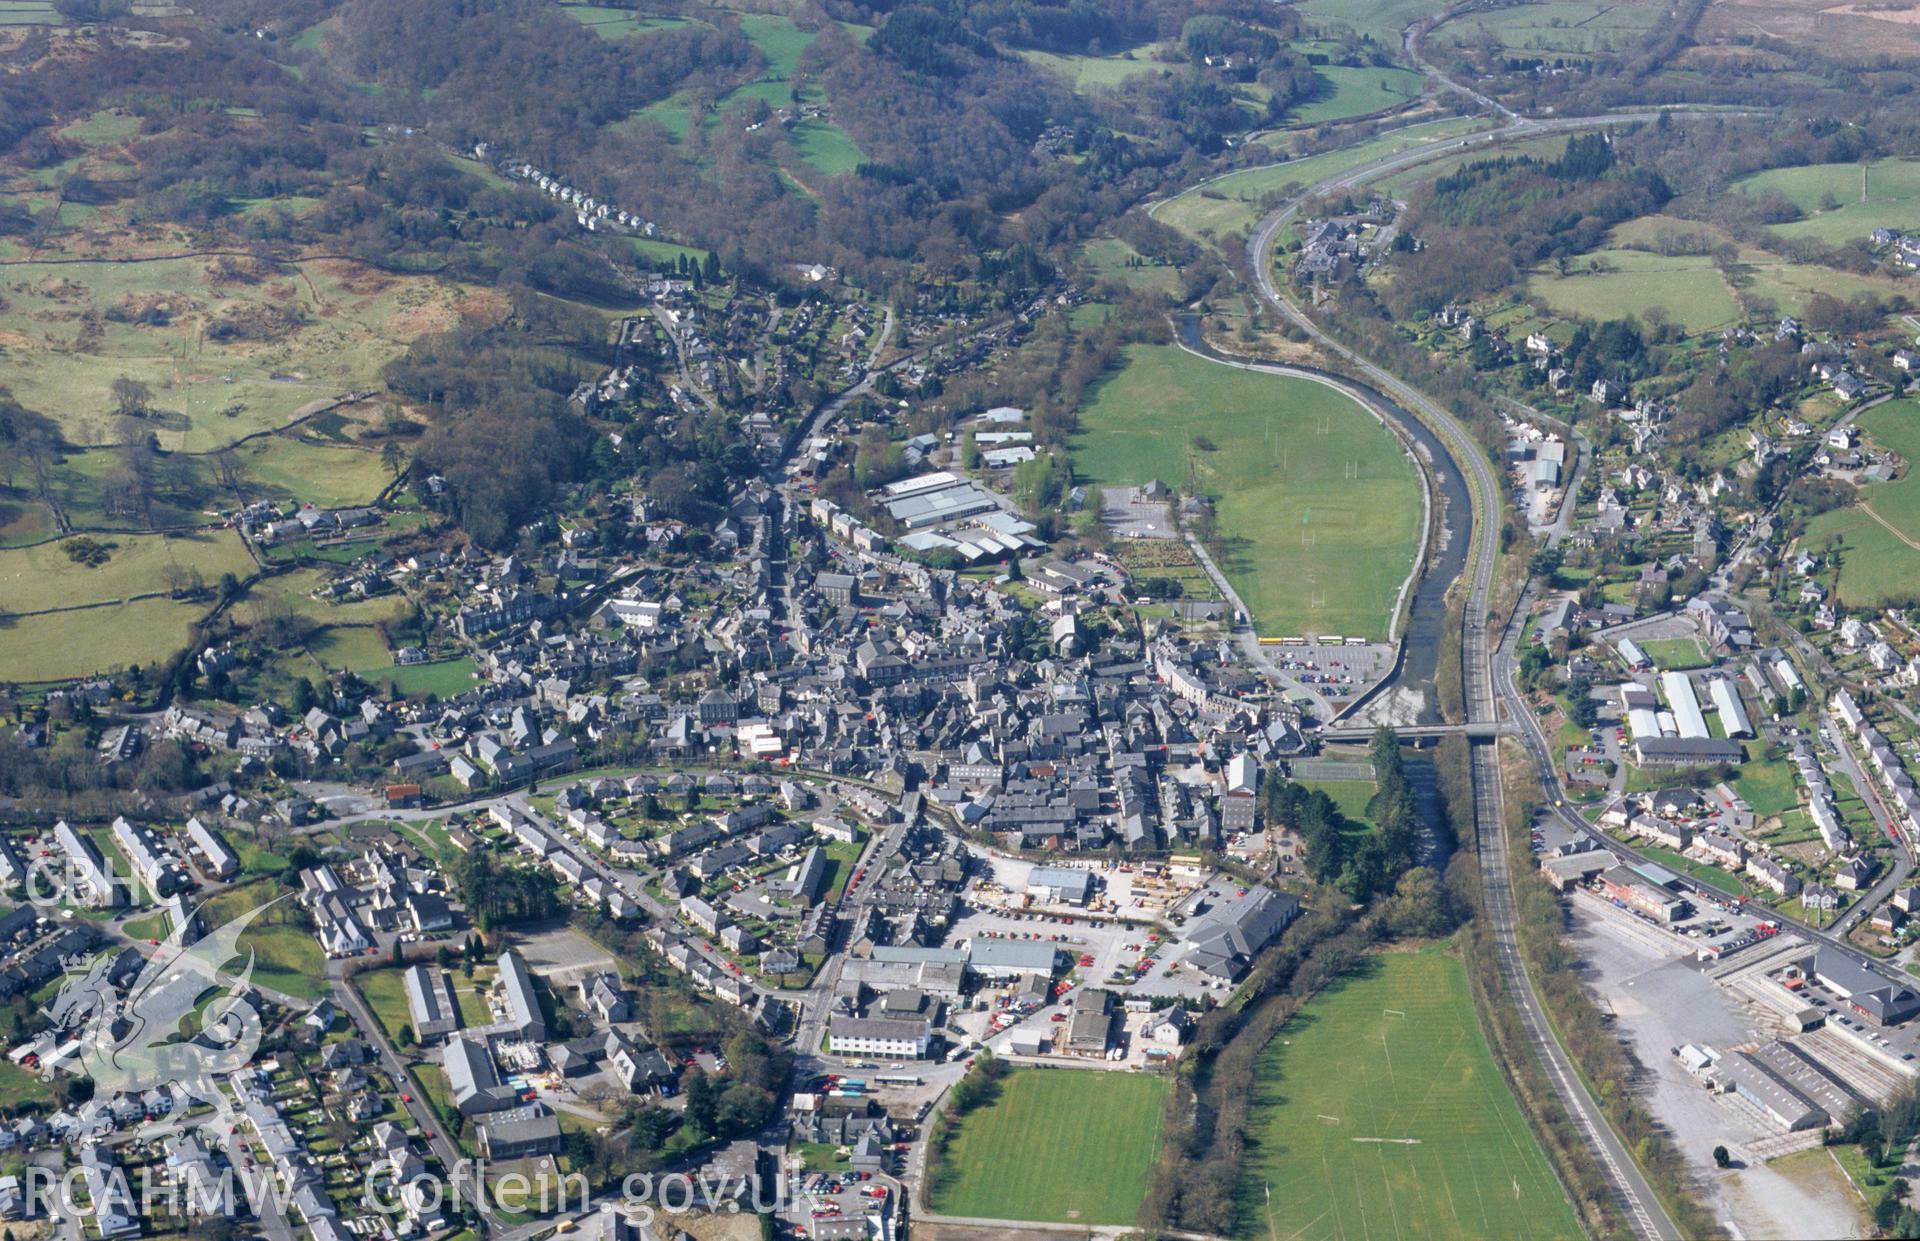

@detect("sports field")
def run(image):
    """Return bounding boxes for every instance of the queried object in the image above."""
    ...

[1298,778,1379,826]
[1072,345,1422,641]
[1237,949,1577,1241]
[1804,399,1920,606]
[1156,118,1490,242]
[931,1069,1168,1225]
[1733,158,1920,245]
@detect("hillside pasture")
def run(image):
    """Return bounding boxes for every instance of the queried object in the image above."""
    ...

[230,435,396,509]
[0,528,252,614]
[1296,0,1450,47]
[1076,236,1187,297]
[1018,42,1174,91]
[1427,0,1664,60]
[1732,158,1920,245]
[1804,399,1920,606]
[0,1,57,25]
[0,255,475,453]
[1533,212,1913,326]
[1072,345,1422,641]
[1289,64,1426,124]
[1526,250,1739,332]
[559,4,687,38]
[0,595,207,683]
[790,119,865,176]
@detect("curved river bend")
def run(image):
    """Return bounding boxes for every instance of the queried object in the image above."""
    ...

[1175,314,1470,725]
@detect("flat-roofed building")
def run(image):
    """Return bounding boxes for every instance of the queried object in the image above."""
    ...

[827,1015,933,1058]
[967,938,1060,979]
[1598,866,1690,923]
[1025,866,1092,906]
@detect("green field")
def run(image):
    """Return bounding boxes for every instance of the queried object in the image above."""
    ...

[1290,65,1426,124]
[0,0,56,25]
[559,4,687,39]
[1299,778,1378,825]
[1527,250,1739,332]
[0,530,252,614]
[1533,209,1912,327]
[1428,0,1663,59]
[353,967,413,1041]
[932,1069,1169,1225]
[309,624,392,674]
[630,94,693,141]
[1733,158,1920,245]
[1638,636,1710,670]
[201,879,327,999]
[0,595,207,683]
[231,436,394,509]
[1237,949,1577,1240]
[790,119,865,176]
[377,657,480,698]
[1296,0,1448,47]
[1076,236,1187,297]
[1733,254,1910,321]
[1805,400,1920,607]
[1072,346,1422,641]
[1156,118,1491,242]
[1734,752,1800,818]
[625,12,865,175]
[1018,42,1173,90]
